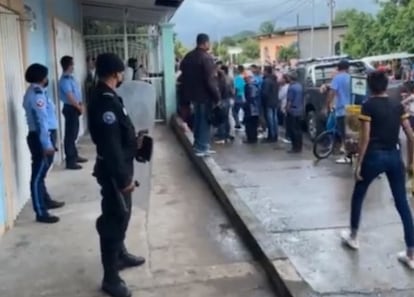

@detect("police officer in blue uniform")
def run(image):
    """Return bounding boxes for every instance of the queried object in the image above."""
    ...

[23,64,65,224]
[88,53,145,297]
[58,56,88,170]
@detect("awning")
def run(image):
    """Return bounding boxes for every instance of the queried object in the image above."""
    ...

[81,0,183,25]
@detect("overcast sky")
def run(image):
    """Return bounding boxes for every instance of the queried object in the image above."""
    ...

[171,0,379,47]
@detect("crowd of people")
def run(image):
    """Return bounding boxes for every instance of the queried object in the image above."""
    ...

[177,33,305,157]
[178,32,414,271]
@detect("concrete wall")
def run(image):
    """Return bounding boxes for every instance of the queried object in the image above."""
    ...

[24,0,49,65]
[0,0,23,13]
[298,27,347,59]
[0,0,82,234]
[258,33,297,65]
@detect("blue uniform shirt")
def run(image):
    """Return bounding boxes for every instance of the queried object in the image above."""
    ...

[45,90,58,130]
[58,74,82,105]
[287,82,304,116]
[23,85,55,150]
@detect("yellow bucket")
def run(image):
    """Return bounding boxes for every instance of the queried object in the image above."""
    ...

[345,104,362,133]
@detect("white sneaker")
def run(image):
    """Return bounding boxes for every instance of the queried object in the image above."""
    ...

[341,231,359,250]
[207,149,216,155]
[282,138,291,144]
[214,140,225,145]
[397,251,414,270]
[194,151,208,157]
[336,156,352,164]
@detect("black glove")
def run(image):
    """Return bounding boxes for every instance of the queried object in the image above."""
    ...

[135,130,153,163]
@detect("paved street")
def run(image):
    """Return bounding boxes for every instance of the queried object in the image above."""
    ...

[0,126,275,297]
[212,131,414,296]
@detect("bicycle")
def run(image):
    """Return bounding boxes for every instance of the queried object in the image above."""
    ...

[313,110,344,160]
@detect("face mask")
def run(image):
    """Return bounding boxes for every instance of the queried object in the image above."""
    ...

[44,79,49,88]
[116,80,123,88]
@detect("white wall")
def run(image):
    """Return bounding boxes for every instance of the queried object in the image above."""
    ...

[298,27,347,59]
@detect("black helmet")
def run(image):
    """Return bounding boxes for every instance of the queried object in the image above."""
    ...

[96,53,125,78]
[25,63,48,83]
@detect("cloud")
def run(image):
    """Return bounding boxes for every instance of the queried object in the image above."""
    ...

[172,0,379,47]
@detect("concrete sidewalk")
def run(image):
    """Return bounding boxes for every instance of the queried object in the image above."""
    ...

[0,126,275,297]
[172,117,414,297]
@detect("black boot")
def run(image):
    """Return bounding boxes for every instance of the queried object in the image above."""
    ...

[100,240,132,297]
[45,199,65,210]
[102,278,131,297]
[36,214,59,224]
[118,244,146,270]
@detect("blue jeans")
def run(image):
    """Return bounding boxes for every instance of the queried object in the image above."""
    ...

[232,102,244,127]
[266,107,278,141]
[216,99,231,140]
[351,149,414,248]
[193,103,210,152]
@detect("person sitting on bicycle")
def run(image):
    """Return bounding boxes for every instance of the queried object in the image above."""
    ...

[325,59,352,164]
[341,70,414,270]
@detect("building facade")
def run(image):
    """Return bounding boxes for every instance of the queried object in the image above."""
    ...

[258,24,348,64]
[298,25,347,59]
[258,31,297,65]
[0,0,179,235]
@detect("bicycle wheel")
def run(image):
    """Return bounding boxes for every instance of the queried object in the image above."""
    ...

[313,131,336,160]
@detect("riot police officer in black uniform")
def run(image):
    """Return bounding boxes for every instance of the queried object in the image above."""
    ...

[88,53,145,297]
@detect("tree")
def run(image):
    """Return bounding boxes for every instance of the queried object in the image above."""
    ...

[278,45,299,62]
[240,38,260,61]
[375,0,411,5]
[342,1,414,57]
[173,35,188,59]
[259,20,276,35]
[212,30,260,63]
[334,9,360,25]
[342,11,378,57]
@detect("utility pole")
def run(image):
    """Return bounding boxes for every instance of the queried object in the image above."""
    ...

[327,0,335,56]
[310,0,315,58]
[296,13,300,58]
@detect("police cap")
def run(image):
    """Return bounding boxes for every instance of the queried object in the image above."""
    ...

[25,63,48,83]
[96,53,125,78]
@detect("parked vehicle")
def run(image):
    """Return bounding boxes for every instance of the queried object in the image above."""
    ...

[297,59,369,140]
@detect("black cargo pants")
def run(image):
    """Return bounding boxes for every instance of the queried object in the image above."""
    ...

[94,161,133,280]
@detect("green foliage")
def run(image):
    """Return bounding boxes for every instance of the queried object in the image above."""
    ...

[259,21,276,35]
[342,1,414,57]
[278,45,299,62]
[83,20,148,35]
[211,31,260,63]
[174,40,188,59]
[334,9,360,25]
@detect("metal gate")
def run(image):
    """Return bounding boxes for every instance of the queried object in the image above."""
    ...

[84,29,165,121]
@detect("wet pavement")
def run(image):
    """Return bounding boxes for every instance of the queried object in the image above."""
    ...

[212,131,414,296]
[0,126,275,297]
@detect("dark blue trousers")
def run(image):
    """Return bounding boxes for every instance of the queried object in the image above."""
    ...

[351,149,414,248]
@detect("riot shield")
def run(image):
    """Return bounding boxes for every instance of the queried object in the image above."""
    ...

[117,80,156,135]
[116,80,156,203]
